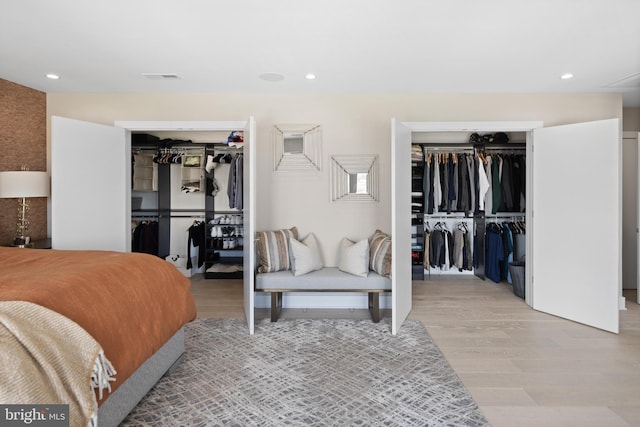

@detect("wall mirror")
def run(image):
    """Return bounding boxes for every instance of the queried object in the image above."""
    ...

[330,154,379,202]
[273,124,322,173]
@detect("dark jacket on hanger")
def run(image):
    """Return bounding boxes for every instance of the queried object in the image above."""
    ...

[187,221,206,269]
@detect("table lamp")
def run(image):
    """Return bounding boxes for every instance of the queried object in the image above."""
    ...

[0,167,50,247]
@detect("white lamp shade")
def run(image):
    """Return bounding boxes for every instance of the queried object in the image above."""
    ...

[0,171,50,198]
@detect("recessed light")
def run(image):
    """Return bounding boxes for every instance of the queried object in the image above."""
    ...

[561,73,574,80]
[46,74,60,80]
[305,73,316,80]
[141,73,180,80]
[259,72,285,82]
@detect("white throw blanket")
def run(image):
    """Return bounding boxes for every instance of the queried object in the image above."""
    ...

[0,301,116,427]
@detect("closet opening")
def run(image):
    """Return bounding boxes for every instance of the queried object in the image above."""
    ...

[409,131,528,299]
[130,130,246,280]
[393,118,621,334]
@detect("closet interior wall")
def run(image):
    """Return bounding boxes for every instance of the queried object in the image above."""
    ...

[410,132,526,286]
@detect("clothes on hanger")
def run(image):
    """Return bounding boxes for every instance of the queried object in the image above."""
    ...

[485,222,504,283]
[132,220,159,255]
[421,150,525,216]
[227,153,243,209]
[187,221,206,269]
[485,220,526,283]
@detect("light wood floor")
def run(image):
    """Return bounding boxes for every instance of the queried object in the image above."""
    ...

[190,275,640,427]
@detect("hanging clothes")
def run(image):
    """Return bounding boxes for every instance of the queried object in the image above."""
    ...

[423,227,431,271]
[501,156,514,211]
[132,220,159,256]
[423,156,431,214]
[457,154,470,214]
[453,227,465,270]
[447,154,457,213]
[503,224,514,283]
[491,156,503,214]
[484,155,493,214]
[439,155,449,213]
[485,223,504,283]
[187,221,206,269]
[227,154,243,209]
[463,227,473,271]
[433,158,441,213]
[427,154,435,214]
[477,154,490,212]
[508,221,526,262]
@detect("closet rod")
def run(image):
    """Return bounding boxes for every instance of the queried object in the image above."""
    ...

[157,146,205,153]
[485,218,526,223]
[423,147,474,153]
[479,144,526,150]
[211,147,243,153]
[485,213,526,218]
[423,215,472,219]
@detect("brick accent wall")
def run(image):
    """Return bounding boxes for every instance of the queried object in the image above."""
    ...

[0,79,47,246]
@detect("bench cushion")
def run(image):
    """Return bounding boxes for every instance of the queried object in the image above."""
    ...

[256,267,391,291]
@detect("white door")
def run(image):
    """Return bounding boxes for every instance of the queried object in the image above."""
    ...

[391,119,412,334]
[243,117,256,334]
[532,119,620,333]
[51,116,130,251]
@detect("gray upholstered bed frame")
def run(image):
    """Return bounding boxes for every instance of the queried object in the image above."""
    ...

[97,327,185,427]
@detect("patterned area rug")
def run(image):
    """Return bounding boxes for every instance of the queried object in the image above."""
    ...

[121,318,489,426]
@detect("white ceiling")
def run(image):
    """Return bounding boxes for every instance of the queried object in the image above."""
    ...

[1,0,639,106]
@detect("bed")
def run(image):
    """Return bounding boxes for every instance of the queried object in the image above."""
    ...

[0,247,197,427]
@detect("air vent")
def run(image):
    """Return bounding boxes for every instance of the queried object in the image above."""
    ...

[141,73,181,80]
[603,72,640,88]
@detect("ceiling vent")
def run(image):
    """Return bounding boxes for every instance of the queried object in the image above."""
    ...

[141,73,180,80]
[603,72,640,88]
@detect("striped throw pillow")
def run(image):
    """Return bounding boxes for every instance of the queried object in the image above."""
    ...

[256,227,299,273]
[369,229,392,277]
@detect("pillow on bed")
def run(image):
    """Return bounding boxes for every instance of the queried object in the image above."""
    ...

[338,237,369,278]
[369,229,392,277]
[256,226,299,273]
[290,233,324,276]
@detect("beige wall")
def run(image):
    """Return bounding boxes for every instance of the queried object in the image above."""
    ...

[47,92,622,264]
[0,78,46,245]
[624,107,640,131]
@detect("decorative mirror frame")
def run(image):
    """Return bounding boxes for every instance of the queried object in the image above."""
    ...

[330,154,379,202]
[273,124,322,173]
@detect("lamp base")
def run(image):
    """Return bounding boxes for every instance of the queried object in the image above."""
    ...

[13,236,31,248]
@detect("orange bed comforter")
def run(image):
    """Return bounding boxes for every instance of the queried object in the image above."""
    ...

[0,247,197,402]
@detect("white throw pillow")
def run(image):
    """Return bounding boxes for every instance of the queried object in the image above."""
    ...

[290,233,324,276]
[338,238,369,277]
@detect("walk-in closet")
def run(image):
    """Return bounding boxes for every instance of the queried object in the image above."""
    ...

[391,119,621,335]
[130,132,246,279]
[410,137,526,291]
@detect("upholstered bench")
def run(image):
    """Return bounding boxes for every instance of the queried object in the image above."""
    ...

[255,267,392,323]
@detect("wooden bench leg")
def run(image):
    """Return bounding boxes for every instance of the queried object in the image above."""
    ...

[271,292,282,322]
[368,292,380,323]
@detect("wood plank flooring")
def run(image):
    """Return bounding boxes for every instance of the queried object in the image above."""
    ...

[190,275,640,427]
